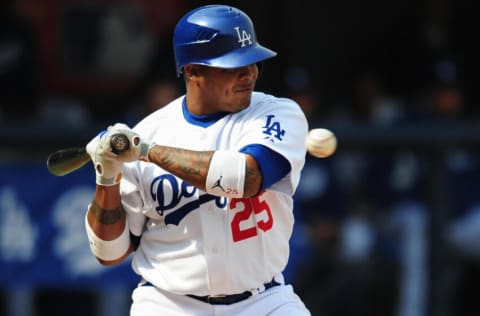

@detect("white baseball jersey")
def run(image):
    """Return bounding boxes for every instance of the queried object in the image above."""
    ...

[120,91,308,296]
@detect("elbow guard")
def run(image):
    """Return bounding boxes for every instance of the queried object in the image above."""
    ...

[84,213,130,261]
[206,151,246,198]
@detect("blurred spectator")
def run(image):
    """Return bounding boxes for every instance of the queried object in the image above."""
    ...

[139,24,178,86]
[301,70,430,316]
[354,72,408,125]
[0,0,40,121]
[283,66,323,121]
[281,67,340,314]
[142,79,181,115]
[121,24,183,126]
[350,73,429,316]
[327,70,412,129]
[418,74,480,316]
[283,66,372,314]
[37,93,91,128]
[123,78,181,126]
[417,80,465,122]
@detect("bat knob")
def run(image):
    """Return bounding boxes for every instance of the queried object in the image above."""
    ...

[111,134,130,154]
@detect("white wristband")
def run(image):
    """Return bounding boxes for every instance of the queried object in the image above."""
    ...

[206,151,245,198]
[85,213,130,261]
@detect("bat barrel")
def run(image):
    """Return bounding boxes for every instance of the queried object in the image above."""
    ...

[46,148,91,176]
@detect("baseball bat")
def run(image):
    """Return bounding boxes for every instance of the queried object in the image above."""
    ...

[46,134,130,176]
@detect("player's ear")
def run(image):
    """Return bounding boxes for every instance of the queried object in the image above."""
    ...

[184,65,198,78]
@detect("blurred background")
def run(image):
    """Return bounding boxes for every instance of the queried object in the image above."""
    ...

[1,0,479,315]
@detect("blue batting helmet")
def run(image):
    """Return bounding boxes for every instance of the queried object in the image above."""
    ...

[173,5,277,76]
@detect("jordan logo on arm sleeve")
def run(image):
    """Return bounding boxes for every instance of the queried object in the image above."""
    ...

[211,176,225,192]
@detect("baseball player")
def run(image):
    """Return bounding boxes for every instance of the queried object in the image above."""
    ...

[84,5,311,316]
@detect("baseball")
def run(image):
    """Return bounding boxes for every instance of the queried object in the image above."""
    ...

[306,128,337,158]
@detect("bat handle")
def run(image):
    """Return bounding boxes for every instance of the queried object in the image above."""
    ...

[110,134,130,154]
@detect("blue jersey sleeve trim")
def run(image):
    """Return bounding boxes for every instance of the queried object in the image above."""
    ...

[239,144,291,191]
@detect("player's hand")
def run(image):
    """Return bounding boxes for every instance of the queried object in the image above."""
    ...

[106,123,152,163]
[86,129,124,186]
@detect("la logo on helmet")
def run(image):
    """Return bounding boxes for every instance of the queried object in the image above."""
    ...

[234,27,252,47]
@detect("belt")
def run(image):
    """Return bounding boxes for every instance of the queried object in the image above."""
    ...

[187,278,281,305]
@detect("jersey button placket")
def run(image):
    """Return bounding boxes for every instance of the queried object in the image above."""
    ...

[201,205,228,291]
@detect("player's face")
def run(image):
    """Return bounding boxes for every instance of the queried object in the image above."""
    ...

[191,64,259,114]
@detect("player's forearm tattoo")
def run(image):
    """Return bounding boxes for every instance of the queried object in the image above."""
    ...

[90,200,124,225]
[149,146,213,190]
[150,146,211,176]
